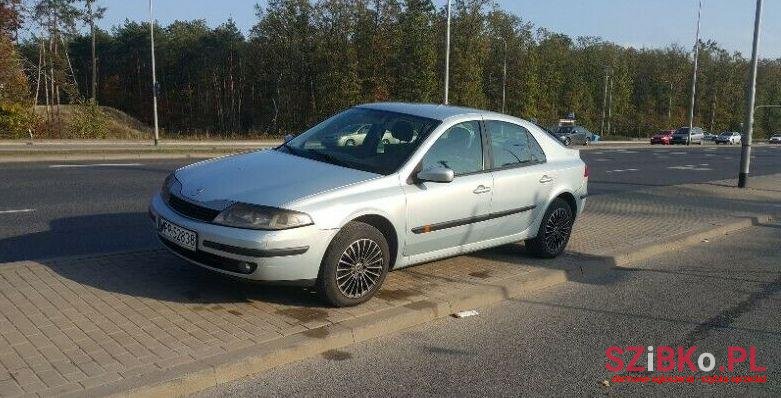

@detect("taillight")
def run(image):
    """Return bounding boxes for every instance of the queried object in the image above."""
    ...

[584,165,591,178]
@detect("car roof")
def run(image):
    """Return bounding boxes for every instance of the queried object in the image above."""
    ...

[357,102,504,121]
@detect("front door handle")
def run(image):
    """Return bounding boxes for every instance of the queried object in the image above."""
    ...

[473,185,492,194]
[539,175,553,184]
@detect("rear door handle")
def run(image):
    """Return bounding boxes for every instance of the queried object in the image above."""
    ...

[473,185,492,194]
[539,175,553,184]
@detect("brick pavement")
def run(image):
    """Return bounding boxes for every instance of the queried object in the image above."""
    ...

[0,174,778,397]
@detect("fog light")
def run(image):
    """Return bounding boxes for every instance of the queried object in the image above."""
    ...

[239,262,256,274]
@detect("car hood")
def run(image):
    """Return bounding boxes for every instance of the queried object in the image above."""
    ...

[174,149,380,208]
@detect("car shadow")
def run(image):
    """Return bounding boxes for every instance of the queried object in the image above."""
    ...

[0,212,157,263]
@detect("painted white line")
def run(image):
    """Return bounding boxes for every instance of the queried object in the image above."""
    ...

[49,163,143,169]
[605,168,639,173]
[0,209,35,215]
[667,165,713,171]
[594,158,612,162]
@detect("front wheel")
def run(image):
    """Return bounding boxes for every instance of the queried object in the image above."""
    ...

[526,198,575,258]
[317,221,390,307]
[563,137,571,146]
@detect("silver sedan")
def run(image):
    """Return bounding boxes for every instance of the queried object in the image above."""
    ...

[149,103,589,306]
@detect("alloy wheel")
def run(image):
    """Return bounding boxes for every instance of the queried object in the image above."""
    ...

[336,238,384,298]
[543,208,572,253]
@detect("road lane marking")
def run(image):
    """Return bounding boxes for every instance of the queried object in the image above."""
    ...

[605,168,639,173]
[49,163,143,169]
[667,165,713,171]
[594,158,612,162]
[0,209,35,215]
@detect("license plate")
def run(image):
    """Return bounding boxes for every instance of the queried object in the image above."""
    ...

[159,217,197,251]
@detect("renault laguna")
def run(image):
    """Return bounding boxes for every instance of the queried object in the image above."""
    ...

[149,103,589,306]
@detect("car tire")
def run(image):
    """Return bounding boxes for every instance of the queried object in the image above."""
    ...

[382,139,390,145]
[316,221,390,307]
[345,139,356,146]
[526,198,574,259]
[563,137,571,146]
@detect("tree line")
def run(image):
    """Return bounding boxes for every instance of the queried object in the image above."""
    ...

[2,0,781,139]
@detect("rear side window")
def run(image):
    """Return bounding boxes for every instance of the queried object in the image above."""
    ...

[485,120,546,168]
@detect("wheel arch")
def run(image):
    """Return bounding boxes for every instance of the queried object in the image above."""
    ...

[555,191,578,216]
[349,214,399,269]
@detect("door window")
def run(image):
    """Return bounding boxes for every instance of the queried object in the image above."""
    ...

[486,120,546,168]
[421,121,483,175]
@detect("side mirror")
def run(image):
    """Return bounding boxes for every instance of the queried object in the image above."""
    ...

[283,134,296,143]
[417,166,454,183]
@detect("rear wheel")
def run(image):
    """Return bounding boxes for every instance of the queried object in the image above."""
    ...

[563,137,571,146]
[317,221,389,307]
[526,199,574,258]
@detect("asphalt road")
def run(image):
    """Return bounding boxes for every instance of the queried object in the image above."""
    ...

[0,145,779,263]
[196,221,781,398]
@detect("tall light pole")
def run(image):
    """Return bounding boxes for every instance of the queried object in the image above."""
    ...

[149,0,160,146]
[738,0,764,188]
[608,78,613,135]
[600,67,611,136]
[687,0,702,146]
[443,0,451,105]
[499,38,507,113]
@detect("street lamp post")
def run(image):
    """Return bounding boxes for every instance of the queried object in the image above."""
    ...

[149,0,160,146]
[600,67,611,136]
[687,0,702,146]
[739,0,765,188]
[499,38,507,113]
[443,0,451,105]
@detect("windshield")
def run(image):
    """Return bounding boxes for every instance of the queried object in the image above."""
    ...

[279,108,440,175]
[674,127,690,135]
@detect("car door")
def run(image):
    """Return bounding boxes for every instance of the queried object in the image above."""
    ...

[481,120,553,240]
[402,120,494,256]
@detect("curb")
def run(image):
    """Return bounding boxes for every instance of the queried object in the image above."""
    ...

[66,214,771,398]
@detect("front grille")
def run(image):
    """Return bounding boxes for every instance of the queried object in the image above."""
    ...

[161,238,257,274]
[167,194,221,222]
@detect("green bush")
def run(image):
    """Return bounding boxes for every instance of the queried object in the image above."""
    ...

[67,101,109,138]
[0,102,35,139]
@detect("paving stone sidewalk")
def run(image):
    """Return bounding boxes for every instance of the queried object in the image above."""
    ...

[0,174,778,397]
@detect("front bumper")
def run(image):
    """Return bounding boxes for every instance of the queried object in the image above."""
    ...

[149,193,338,283]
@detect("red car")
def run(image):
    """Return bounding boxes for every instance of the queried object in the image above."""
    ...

[650,129,675,145]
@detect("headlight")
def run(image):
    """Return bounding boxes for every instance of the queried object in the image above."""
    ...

[213,203,313,230]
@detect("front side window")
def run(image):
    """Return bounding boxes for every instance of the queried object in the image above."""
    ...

[486,120,546,168]
[421,121,483,175]
[281,108,440,175]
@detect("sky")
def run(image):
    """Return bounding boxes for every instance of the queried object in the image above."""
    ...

[96,0,781,59]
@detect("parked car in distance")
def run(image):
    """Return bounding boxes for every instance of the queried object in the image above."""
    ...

[671,126,704,145]
[650,129,674,145]
[552,125,596,146]
[768,134,781,144]
[323,124,409,147]
[703,132,718,141]
[149,103,589,306]
[715,132,742,145]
